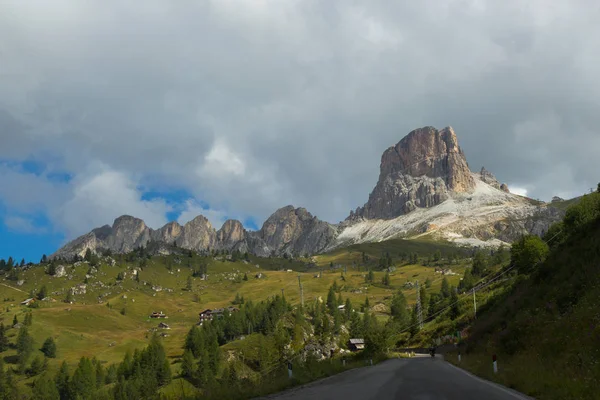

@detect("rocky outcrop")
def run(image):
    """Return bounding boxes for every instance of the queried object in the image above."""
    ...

[175,216,217,250]
[351,126,475,220]
[479,167,509,193]
[258,206,337,256]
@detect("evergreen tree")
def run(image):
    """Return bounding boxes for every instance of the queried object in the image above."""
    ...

[450,288,460,320]
[472,251,487,276]
[13,314,18,326]
[37,285,47,300]
[27,355,44,377]
[65,291,74,304]
[0,323,8,352]
[364,296,370,310]
[32,373,60,400]
[94,359,105,389]
[344,298,353,320]
[243,273,248,281]
[20,259,25,267]
[390,290,410,327]
[41,337,56,358]
[459,268,475,292]
[326,285,337,314]
[105,364,118,384]
[55,361,72,400]
[433,251,442,262]
[71,357,96,399]
[441,277,451,298]
[7,257,14,268]
[181,349,196,379]
[382,272,390,286]
[419,286,428,317]
[17,325,34,360]
[84,249,93,262]
[48,263,56,276]
[186,276,193,291]
[41,254,48,264]
[24,312,32,326]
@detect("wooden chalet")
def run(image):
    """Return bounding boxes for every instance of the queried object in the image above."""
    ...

[149,311,167,319]
[20,298,35,306]
[348,338,365,352]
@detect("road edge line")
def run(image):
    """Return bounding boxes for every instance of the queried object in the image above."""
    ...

[442,358,535,400]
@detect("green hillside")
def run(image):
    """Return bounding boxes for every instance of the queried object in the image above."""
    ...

[435,191,600,400]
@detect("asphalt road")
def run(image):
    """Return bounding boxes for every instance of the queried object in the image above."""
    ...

[263,356,531,400]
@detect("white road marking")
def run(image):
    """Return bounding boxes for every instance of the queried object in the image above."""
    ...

[443,359,534,400]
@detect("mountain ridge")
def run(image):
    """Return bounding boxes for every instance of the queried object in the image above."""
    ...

[52,126,564,259]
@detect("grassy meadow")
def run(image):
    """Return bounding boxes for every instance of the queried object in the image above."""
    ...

[0,238,471,395]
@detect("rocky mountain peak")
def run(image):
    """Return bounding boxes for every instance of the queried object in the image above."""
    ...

[351,126,475,220]
[259,206,336,255]
[217,220,246,248]
[479,166,510,193]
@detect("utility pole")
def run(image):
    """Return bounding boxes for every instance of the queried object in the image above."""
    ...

[297,274,304,307]
[416,280,423,330]
[473,288,477,319]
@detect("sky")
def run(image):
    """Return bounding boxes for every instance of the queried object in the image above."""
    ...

[1,0,599,262]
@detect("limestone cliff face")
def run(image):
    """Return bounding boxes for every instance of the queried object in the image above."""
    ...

[479,167,510,193]
[151,221,182,244]
[104,216,152,253]
[351,126,475,220]
[175,216,217,250]
[258,206,337,256]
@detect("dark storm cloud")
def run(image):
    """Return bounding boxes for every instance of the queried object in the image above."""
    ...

[1,0,598,236]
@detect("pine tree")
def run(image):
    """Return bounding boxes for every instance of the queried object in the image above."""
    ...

[71,357,96,399]
[450,288,460,320]
[0,323,8,352]
[20,259,25,267]
[382,272,390,286]
[37,285,47,300]
[326,285,337,314]
[84,249,93,262]
[94,359,105,389]
[17,325,33,357]
[65,291,74,304]
[181,349,196,379]
[27,355,44,377]
[41,254,48,264]
[472,251,487,276]
[32,373,60,400]
[24,312,32,326]
[41,337,57,358]
[390,290,410,327]
[55,361,71,400]
[13,315,18,326]
[344,298,352,320]
[243,273,248,281]
[441,277,450,298]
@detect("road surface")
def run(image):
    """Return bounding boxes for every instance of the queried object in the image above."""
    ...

[263,356,531,400]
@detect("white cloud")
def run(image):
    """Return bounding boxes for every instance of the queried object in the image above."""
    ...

[54,169,171,237]
[177,200,228,230]
[509,186,528,197]
[3,216,47,234]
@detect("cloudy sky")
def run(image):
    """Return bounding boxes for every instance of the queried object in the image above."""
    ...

[1,0,599,261]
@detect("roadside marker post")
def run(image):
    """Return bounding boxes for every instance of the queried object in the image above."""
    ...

[370,359,373,366]
[458,351,461,363]
[492,354,498,374]
[288,362,293,379]
[343,359,346,367]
